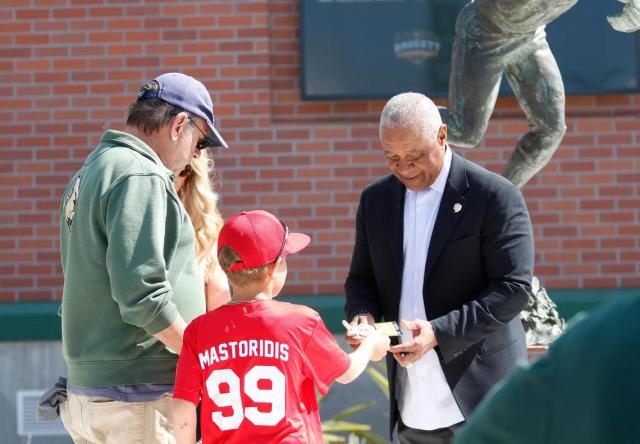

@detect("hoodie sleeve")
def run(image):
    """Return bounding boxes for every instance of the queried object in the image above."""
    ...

[104,174,179,335]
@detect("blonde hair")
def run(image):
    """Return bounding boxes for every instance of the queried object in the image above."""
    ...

[218,245,270,288]
[177,150,224,270]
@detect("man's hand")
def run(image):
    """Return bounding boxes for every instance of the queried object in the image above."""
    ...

[344,313,375,350]
[608,0,640,33]
[390,319,438,368]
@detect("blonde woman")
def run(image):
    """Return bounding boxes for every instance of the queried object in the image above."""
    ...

[175,150,230,311]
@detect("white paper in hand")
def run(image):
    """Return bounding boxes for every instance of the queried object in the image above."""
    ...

[342,320,375,337]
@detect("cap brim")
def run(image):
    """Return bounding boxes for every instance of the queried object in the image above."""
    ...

[281,233,311,257]
[206,122,229,149]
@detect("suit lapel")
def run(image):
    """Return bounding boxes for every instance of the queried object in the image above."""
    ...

[389,177,406,279]
[424,152,469,282]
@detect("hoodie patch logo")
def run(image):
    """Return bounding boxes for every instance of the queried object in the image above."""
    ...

[64,173,82,232]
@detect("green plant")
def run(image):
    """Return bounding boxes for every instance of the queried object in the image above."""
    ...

[319,362,389,444]
[365,362,389,399]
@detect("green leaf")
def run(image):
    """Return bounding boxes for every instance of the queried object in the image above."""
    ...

[332,401,376,420]
[353,430,389,444]
[322,420,372,433]
[365,367,389,399]
[321,362,390,442]
[322,433,347,443]
[373,361,387,372]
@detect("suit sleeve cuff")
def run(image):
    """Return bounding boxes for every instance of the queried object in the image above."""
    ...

[431,318,468,364]
[346,307,375,321]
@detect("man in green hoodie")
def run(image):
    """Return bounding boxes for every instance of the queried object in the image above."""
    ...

[58,72,228,443]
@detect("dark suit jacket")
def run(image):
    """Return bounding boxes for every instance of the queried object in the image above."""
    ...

[345,150,534,435]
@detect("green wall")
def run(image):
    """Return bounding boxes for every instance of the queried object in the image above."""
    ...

[2,289,639,341]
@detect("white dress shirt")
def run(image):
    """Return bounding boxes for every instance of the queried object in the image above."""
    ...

[396,146,464,430]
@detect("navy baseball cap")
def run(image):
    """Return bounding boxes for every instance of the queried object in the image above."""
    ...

[139,72,228,149]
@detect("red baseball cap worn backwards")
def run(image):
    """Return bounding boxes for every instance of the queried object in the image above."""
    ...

[217,210,311,271]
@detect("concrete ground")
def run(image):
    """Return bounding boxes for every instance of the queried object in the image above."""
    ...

[2,337,391,444]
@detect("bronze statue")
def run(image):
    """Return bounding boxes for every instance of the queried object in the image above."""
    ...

[608,0,640,32]
[441,0,640,188]
[440,0,640,344]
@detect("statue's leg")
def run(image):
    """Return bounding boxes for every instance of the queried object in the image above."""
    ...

[444,5,504,148]
[503,30,566,188]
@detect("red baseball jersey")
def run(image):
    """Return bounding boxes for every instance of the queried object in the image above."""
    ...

[174,299,351,444]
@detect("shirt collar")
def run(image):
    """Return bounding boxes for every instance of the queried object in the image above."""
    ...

[430,144,452,194]
[100,130,174,177]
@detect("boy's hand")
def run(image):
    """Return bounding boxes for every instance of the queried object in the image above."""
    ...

[344,313,375,349]
[362,329,390,361]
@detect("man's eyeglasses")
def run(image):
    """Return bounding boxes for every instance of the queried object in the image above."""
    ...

[188,117,213,150]
[274,220,289,263]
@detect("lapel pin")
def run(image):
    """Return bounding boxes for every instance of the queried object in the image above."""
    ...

[453,203,462,213]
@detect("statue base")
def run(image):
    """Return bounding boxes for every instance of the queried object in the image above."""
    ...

[521,276,566,346]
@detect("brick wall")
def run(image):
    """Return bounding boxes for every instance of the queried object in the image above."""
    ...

[1,0,639,303]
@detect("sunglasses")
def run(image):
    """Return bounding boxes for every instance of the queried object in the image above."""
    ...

[189,117,213,150]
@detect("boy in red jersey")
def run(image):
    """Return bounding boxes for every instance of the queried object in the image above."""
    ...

[172,210,390,443]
